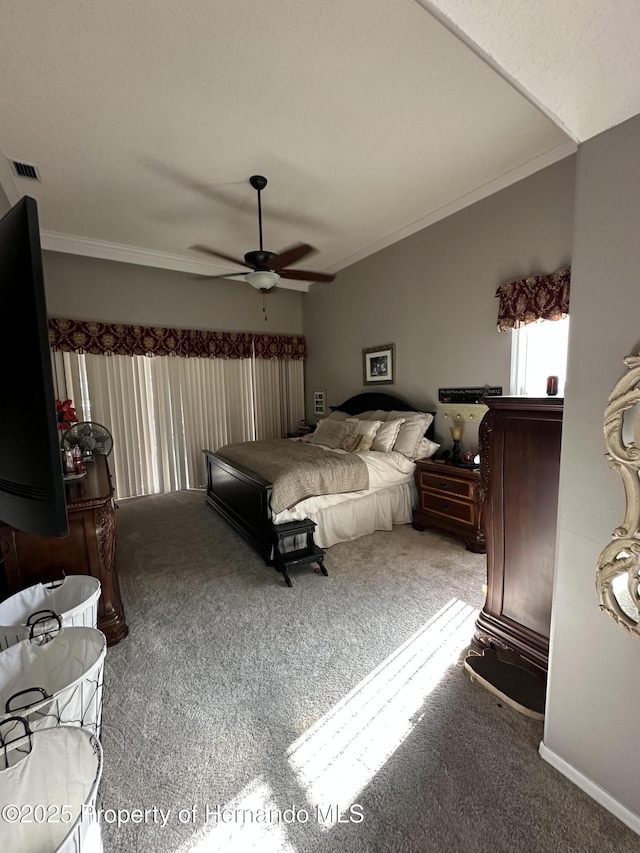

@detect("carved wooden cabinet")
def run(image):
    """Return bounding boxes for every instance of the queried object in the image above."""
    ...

[412,459,485,553]
[475,397,563,672]
[0,453,128,645]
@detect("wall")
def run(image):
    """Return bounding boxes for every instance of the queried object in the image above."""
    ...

[42,251,303,335]
[303,156,575,451]
[543,115,640,826]
[0,186,9,216]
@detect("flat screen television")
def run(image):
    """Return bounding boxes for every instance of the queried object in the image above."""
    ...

[0,196,68,537]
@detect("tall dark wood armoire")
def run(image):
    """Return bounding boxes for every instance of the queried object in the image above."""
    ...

[475,397,563,673]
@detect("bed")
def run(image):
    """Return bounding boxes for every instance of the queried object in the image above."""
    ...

[202,392,437,562]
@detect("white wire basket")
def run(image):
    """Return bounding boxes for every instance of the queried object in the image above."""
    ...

[0,575,101,651]
[0,627,106,738]
[0,719,103,853]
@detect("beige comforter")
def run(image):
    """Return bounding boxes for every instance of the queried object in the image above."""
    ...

[215,439,369,513]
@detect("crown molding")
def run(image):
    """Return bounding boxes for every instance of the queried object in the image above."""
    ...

[13,137,576,291]
[39,231,310,292]
[328,140,577,273]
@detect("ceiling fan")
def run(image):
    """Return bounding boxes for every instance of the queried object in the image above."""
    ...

[191,175,336,291]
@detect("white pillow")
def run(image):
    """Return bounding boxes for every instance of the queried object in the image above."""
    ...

[387,410,435,459]
[391,415,430,458]
[388,410,434,428]
[371,418,405,452]
[326,410,349,421]
[367,410,390,422]
[310,419,352,449]
[415,437,441,459]
[345,418,383,452]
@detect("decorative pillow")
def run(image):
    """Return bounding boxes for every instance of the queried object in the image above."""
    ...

[391,415,430,458]
[296,432,314,443]
[310,419,353,449]
[388,410,435,428]
[415,437,440,459]
[388,411,435,459]
[327,410,350,421]
[345,418,383,452]
[371,418,405,452]
[338,419,360,451]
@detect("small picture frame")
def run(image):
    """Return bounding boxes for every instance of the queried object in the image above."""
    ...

[363,344,395,386]
[313,389,326,417]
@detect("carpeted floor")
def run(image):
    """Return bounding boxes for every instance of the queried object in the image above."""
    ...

[99,489,639,852]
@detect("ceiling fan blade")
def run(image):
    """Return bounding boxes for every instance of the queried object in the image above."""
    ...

[190,244,249,269]
[279,268,336,283]
[271,243,317,270]
[192,272,248,281]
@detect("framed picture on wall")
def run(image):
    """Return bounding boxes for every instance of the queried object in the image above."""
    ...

[363,344,395,386]
[313,389,326,417]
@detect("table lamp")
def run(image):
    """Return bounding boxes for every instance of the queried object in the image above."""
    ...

[450,423,463,465]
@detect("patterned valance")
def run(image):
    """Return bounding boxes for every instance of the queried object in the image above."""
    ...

[495,267,570,331]
[253,334,307,360]
[48,319,307,360]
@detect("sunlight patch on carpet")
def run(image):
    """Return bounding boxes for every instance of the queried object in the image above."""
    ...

[287,598,478,827]
[180,777,297,853]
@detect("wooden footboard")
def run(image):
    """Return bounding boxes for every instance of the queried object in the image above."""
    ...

[203,450,274,564]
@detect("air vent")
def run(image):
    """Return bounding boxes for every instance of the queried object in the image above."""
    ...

[10,160,40,181]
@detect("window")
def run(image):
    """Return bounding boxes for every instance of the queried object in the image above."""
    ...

[51,350,304,499]
[510,317,570,396]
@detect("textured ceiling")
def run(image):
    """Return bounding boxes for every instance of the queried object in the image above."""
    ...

[423,0,640,143]
[0,0,599,290]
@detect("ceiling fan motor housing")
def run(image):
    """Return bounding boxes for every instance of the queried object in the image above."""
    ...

[245,249,276,270]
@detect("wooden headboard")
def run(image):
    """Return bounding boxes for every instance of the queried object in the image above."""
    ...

[330,392,436,441]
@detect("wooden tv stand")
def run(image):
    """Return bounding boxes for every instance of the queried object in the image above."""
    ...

[0,452,128,646]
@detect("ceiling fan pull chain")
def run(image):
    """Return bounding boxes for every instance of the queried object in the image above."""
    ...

[262,289,267,321]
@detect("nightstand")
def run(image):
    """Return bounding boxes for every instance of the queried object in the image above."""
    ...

[412,459,485,553]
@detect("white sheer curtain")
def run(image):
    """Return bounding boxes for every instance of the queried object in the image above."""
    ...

[51,350,303,499]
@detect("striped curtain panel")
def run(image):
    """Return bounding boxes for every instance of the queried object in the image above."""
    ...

[51,350,301,499]
[253,357,305,439]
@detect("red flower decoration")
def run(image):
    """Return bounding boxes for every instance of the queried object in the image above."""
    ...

[55,398,78,431]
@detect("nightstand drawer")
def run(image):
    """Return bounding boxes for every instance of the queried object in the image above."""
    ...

[420,471,474,500]
[422,493,474,524]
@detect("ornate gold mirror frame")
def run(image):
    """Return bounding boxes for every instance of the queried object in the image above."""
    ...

[596,354,640,635]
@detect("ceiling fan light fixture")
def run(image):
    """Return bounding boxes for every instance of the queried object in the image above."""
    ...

[245,270,279,290]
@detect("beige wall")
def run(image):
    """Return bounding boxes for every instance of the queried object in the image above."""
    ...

[42,251,303,334]
[544,115,640,822]
[302,156,575,452]
[0,186,9,216]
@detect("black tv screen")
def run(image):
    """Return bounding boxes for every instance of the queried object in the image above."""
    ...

[0,196,68,537]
